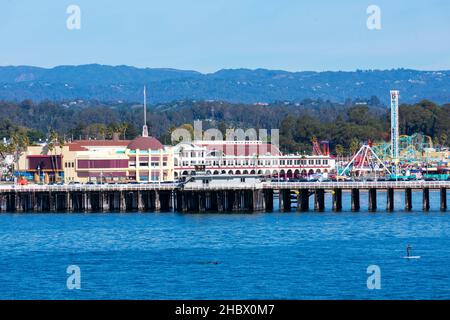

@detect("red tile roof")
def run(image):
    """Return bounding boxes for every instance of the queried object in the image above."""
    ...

[202,143,281,156]
[127,136,164,150]
[67,140,131,151]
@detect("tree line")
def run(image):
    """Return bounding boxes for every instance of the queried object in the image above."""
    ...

[0,98,449,156]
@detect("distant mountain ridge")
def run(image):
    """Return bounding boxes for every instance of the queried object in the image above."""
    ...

[0,64,449,104]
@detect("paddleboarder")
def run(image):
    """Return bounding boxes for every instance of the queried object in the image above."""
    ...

[406,244,412,257]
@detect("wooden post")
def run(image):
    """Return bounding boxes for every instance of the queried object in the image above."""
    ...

[217,191,224,212]
[314,189,325,212]
[49,192,56,213]
[440,188,447,212]
[66,192,73,212]
[15,192,23,213]
[181,191,188,212]
[232,191,239,212]
[86,192,92,212]
[0,194,6,212]
[154,191,161,212]
[298,189,309,212]
[279,189,291,212]
[119,191,126,212]
[198,192,206,212]
[351,188,360,212]
[386,188,394,212]
[422,188,430,212]
[137,191,145,212]
[368,188,377,212]
[405,188,412,211]
[264,189,274,212]
[101,192,109,212]
[332,188,342,212]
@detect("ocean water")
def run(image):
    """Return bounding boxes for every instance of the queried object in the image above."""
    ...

[0,190,449,299]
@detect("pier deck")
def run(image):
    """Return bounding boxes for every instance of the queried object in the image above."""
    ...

[0,181,448,213]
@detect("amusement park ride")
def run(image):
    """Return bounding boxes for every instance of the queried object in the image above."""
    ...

[339,140,391,177]
[312,138,330,156]
[337,91,449,180]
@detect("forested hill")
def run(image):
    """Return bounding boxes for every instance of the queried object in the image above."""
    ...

[0,65,449,104]
[1,99,449,155]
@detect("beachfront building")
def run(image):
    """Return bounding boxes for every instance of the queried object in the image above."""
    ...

[173,140,335,179]
[71,136,174,183]
[16,144,66,183]
[16,135,174,183]
[16,91,175,184]
[16,138,334,183]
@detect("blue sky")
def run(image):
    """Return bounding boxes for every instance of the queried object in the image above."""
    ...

[0,0,449,72]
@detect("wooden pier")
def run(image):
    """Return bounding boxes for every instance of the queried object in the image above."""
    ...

[0,181,448,213]
[273,181,448,212]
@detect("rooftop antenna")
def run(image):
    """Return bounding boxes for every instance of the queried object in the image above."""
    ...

[142,85,149,137]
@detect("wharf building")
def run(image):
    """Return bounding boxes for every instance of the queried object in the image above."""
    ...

[16,138,335,183]
[17,135,175,184]
[15,89,334,183]
[173,140,335,179]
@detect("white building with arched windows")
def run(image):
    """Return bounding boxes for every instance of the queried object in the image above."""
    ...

[173,140,335,179]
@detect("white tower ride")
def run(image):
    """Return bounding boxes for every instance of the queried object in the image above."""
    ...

[142,86,149,137]
[390,90,399,163]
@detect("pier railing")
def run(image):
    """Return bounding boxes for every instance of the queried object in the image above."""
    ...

[0,183,178,193]
[1,180,449,193]
[266,180,450,190]
[0,180,448,212]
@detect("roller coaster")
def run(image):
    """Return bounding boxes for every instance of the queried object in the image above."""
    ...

[337,91,448,179]
[338,133,444,179]
[372,133,434,163]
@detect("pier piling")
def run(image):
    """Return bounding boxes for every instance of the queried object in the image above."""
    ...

[332,188,342,212]
[279,189,291,212]
[351,188,360,211]
[386,188,394,212]
[264,189,274,212]
[423,188,430,211]
[405,188,412,211]
[441,188,447,212]
[1,181,449,214]
[314,189,325,212]
[368,188,377,212]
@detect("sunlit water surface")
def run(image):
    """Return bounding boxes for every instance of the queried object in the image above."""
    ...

[0,190,449,299]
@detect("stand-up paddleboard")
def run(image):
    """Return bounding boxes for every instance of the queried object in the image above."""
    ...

[403,256,421,259]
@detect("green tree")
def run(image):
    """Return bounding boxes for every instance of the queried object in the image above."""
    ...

[439,133,448,147]
[9,128,30,176]
[349,138,360,156]
[169,123,195,145]
[46,130,65,182]
[335,144,345,157]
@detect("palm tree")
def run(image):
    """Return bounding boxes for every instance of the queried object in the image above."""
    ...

[98,124,107,140]
[9,129,29,181]
[47,130,64,183]
[120,123,129,140]
[108,123,128,140]
[349,138,360,156]
[335,144,345,157]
